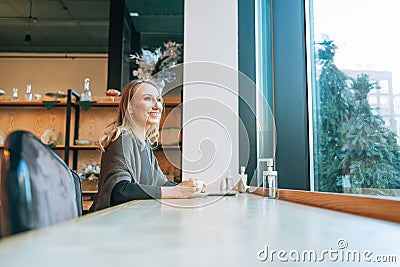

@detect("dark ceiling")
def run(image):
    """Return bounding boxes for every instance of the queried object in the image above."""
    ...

[0,0,183,53]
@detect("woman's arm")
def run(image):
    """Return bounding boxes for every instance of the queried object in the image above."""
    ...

[111,178,196,203]
[111,180,163,205]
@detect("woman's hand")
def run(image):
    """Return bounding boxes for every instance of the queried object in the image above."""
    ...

[179,179,197,188]
[161,179,197,199]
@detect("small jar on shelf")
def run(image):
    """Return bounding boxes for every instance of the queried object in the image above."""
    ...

[24,84,32,101]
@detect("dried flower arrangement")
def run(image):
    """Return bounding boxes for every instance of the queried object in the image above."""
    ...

[80,163,100,181]
[130,40,182,86]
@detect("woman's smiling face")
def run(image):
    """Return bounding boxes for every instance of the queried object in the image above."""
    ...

[129,82,163,130]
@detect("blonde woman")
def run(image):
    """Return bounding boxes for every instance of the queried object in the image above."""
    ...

[90,80,196,212]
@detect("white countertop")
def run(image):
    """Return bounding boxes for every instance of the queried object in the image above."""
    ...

[0,193,399,266]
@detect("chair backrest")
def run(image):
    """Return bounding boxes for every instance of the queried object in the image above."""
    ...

[0,130,82,237]
[71,169,83,217]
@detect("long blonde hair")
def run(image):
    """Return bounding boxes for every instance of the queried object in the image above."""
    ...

[99,79,162,151]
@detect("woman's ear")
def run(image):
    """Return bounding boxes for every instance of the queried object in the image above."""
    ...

[127,103,133,113]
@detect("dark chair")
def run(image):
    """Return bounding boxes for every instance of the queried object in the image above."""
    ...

[0,130,82,237]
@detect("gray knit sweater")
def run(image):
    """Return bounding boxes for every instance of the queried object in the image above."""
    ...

[89,129,171,212]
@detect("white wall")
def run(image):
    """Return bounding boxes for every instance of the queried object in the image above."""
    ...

[183,0,239,188]
[0,53,108,97]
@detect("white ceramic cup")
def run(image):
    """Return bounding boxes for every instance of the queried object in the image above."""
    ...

[196,180,205,192]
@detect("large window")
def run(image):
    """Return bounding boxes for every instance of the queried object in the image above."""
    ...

[308,0,400,197]
[255,0,274,180]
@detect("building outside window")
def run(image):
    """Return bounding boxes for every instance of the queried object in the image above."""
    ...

[307,0,400,197]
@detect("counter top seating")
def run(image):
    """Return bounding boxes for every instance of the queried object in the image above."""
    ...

[0,194,398,266]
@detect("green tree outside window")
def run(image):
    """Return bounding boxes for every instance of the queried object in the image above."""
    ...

[314,37,400,195]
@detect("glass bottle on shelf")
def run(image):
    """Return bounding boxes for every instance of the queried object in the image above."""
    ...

[260,158,278,199]
[81,78,92,101]
[24,84,32,101]
[0,128,5,146]
[11,88,19,100]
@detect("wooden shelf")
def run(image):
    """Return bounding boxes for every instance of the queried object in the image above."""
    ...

[1,92,182,182]
[0,100,69,107]
[85,101,119,107]
[70,145,99,150]
[82,190,97,194]
[0,99,114,107]
[0,98,180,107]
[83,200,93,212]
[162,95,181,106]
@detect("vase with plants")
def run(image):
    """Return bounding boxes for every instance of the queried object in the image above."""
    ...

[80,163,100,191]
[130,40,182,89]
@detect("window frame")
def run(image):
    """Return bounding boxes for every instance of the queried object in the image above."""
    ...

[245,0,400,223]
[272,0,310,190]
